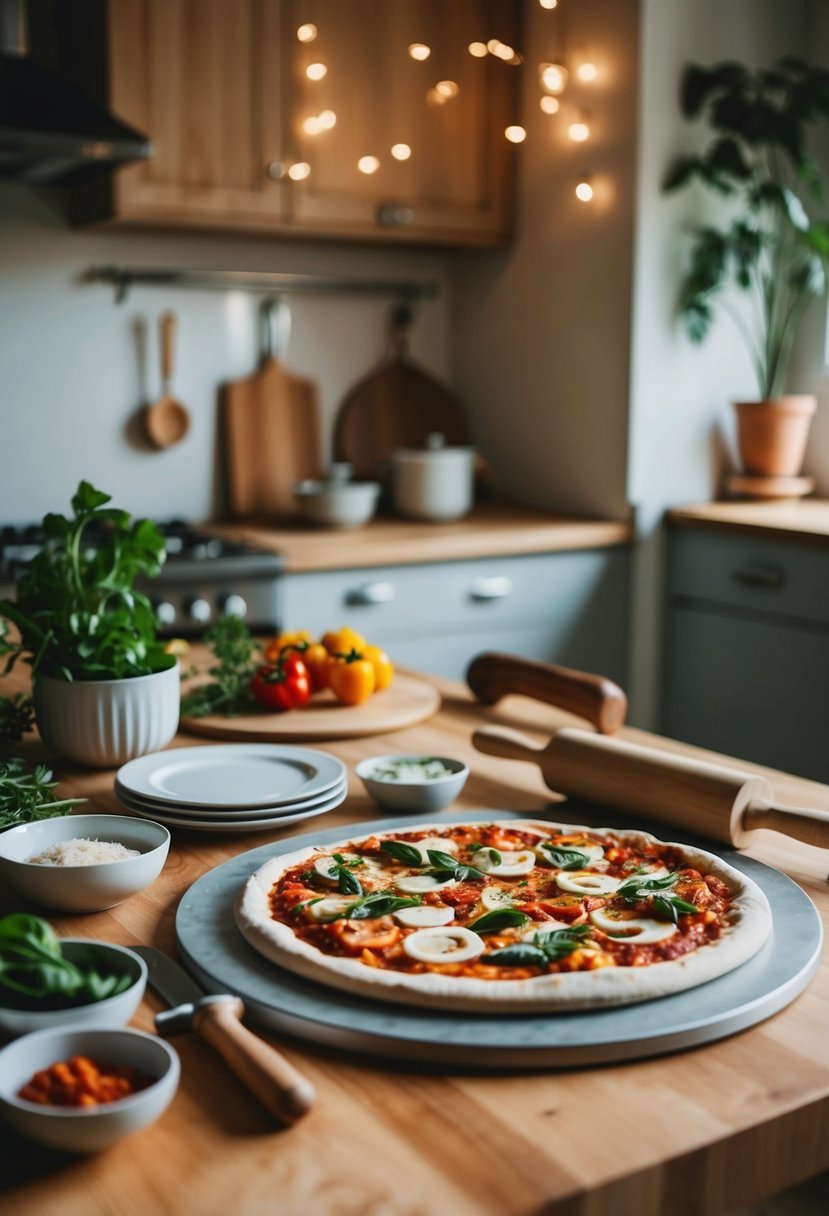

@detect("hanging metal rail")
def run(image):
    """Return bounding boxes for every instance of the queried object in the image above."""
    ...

[83,265,441,304]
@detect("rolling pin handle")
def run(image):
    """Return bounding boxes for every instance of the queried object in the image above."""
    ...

[466,652,627,734]
[743,800,829,852]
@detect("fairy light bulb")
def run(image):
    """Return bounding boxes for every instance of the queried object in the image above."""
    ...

[296,23,317,43]
[505,125,526,143]
[358,155,380,174]
[288,162,311,181]
[494,43,515,60]
[435,80,459,98]
[577,62,598,82]
[302,116,322,135]
[568,116,591,142]
[318,109,337,129]
[408,43,430,61]
[391,143,412,160]
[575,178,594,202]
[468,41,488,57]
[426,88,447,106]
[539,0,558,8]
[306,62,327,81]
[539,62,569,94]
[539,95,560,114]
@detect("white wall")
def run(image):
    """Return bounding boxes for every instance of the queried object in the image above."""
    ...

[0,185,452,523]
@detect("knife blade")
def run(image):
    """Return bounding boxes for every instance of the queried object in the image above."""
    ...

[133,946,315,1125]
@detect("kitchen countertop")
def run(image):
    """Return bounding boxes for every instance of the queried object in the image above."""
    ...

[3,664,829,1216]
[668,499,829,546]
[207,503,633,573]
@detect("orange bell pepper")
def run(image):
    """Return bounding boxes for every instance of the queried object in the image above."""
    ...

[328,648,375,705]
[362,644,394,691]
[321,626,367,655]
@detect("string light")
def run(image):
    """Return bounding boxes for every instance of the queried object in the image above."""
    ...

[288,162,311,181]
[408,43,430,60]
[575,177,594,202]
[426,88,447,106]
[505,125,526,143]
[577,62,598,82]
[487,39,504,55]
[539,96,560,114]
[539,62,568,94]
[568,115,591,142]
[318,109,337,129]
[468,41,488,57]
[358,155,380,174]
[391,143,412,160]
[305,62,327,81]
[435,80,459,98]
[494,43,515,61]
[302,116,322,135]
[539,0,558,8]
[296,23,317,43]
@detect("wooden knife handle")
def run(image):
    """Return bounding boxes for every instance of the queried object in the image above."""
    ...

[160,311,177,385]
[467,652,627,734]
[193,997,316,1125]
[744,800,829,850]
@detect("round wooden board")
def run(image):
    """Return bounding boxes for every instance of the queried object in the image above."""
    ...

[179,671,441,742]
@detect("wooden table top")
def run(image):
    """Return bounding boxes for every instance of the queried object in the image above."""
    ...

[667,498,829,547]
[3,675,829,1216]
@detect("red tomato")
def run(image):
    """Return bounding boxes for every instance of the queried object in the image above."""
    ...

[250,654,311,712]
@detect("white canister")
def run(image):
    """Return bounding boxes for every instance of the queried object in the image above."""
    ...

[391,433,475,522]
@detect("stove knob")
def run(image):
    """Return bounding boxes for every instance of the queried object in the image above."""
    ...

[185,597,212,625]
[153,600,177,628]
[219,593,248,620]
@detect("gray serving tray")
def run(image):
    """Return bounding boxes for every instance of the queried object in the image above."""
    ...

[175,811,823,1068]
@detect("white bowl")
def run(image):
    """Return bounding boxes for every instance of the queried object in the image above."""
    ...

[355,755,469,813]
[0,940,147,1039]
[0,1027,179,1152]
[33,663,180,768]
[294,478,381,528]
[0,814,170,912]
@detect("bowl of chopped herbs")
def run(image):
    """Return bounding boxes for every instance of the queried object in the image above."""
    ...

[355,754,469,812]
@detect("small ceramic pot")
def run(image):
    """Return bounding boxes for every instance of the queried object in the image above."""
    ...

[392,434,475,522]
[33,663,180,768]
[735,395,816,477]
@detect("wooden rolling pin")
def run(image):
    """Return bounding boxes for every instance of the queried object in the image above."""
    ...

[473,724,829,850]
[467,652,628,735]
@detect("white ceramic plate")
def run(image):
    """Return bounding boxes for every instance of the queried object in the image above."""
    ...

[113,776,347,820]
[113,785,348,833]
[117,745,347,809]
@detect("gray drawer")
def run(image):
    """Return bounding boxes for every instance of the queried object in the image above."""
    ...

[668,529,829,626]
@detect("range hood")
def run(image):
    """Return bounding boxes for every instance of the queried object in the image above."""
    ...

[0,0,151,184]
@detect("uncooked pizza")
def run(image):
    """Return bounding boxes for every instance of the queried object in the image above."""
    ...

[235,819,772,1012]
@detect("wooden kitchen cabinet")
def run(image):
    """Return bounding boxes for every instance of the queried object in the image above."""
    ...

[63,0,520,245]
[662,527,829,782]
[281,547,631,684]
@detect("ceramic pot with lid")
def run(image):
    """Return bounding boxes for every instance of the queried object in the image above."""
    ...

[293,463,381,528]
[391,433,475,522]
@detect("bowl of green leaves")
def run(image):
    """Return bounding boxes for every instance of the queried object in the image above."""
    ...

[0,914,147,1039]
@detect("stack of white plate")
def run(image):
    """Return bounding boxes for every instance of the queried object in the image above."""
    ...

[114,744,348,833]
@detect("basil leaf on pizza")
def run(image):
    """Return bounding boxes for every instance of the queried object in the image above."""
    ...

[236,820,772,1013]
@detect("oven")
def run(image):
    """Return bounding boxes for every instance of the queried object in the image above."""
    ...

[0,520,283,638]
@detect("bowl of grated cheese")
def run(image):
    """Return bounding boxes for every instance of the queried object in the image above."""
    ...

[0,814,170,913]
[355,754,469,813]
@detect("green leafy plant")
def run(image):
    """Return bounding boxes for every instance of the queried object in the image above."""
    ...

[0,481,174,682]
[0,914,132,1010]
[179,614,261,717]
[0,758,86,830]
[664,57,829,397]
[0,693,35,749]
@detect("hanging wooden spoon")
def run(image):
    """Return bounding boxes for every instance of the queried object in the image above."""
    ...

[145,311,190,448]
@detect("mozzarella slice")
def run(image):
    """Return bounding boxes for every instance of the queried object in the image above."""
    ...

[312,857,341,885]
[481,887,516,911]
[307,897,355,922]
[589,908,678,943]
[393,905,455,928]
[395,874,457,894]
[410,836,459,864]
[477,849,536,878]
[555,871,621,895]
[402,926,484,964]
[522,919,575,940]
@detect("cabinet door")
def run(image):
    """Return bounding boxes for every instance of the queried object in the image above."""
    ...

[663,605,829,783]
[278,0,519,244]
[106,0,285,229]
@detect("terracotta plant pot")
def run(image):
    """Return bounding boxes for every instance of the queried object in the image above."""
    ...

[735,395,816,477]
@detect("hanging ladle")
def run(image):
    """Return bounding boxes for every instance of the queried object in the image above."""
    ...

[145,311,190,448]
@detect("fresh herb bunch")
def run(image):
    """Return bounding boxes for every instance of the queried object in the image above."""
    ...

[664,57,829,397]
[180,614,262,717]
[0,481,175,682]
[0,758,86,830]
[616,873,698,925]
[0,914,132,1010]
[0,693,35,748]
[488,925,594,969]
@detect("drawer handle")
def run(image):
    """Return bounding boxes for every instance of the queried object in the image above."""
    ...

[469,576,513,602]
[345,581,395,606]
[732,564,786,589]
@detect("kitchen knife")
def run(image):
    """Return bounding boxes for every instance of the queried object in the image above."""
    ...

[467,652,628,735]
[133,946,315,1125]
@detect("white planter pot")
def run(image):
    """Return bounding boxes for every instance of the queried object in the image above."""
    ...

[33,663,180,768]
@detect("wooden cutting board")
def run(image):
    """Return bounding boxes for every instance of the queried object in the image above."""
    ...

[333,307,468,481]
[179,672,440,742]
[222,302,322,518]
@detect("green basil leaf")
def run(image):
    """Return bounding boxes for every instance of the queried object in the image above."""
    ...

[381,841,424,867]
[426,848,460,870]
[337,868,363,896]
[487,848,502,866]
[468,908,529,934]
[617,873,678,901]
[487,942,549,968]
[542,844,590,870]
[345,894,422,920]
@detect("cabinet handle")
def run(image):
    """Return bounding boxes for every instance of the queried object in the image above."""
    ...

[469,576,513,602]
[345,581,395,606]
[377,203,414,226]
[732,563,786,589]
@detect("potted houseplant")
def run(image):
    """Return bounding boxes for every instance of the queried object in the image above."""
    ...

[664,57,829,478]
[0,482,179,767]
